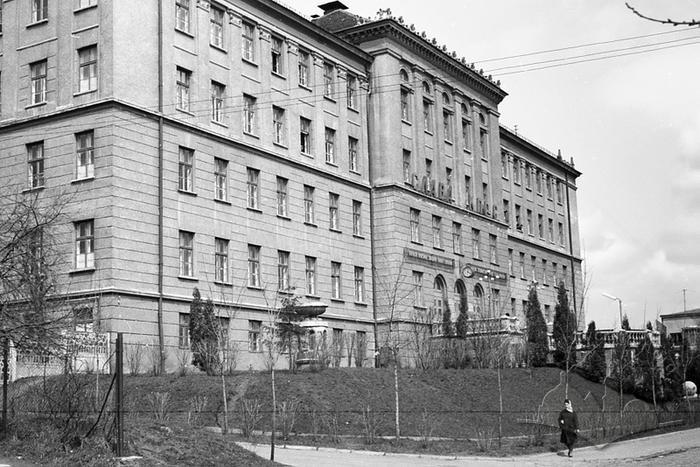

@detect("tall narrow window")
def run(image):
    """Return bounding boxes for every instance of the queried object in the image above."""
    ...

[329,193,339,230]
[348,137,359,173]
[215,238,229,282]
[503,199,510,224]
[423,99,434,133]
[175,0,190,32]
[323,63,334,98]
[247,245,261,287]
[305,256,316,295]
[273,106,286,145]
[465,175,472,207]
[403,150,411,183]
[410,208,421,243]
[462,119,471,151]
[210,5,224,47]
[354,267,364,302]
[214,158,227,201]
[413,271,423,307]
[211,81,224,123]
[526,209,533,235]
[558,222,565,245]
[78,46,98,93]
[32,0,48,23]
[525,164,532,189]
[178,314,190,349]
[531,255,537,281]
[179,231,194,277]
[443,110,453,142]
[501,152,509,178]
[325,127,336,164]
[248,320,262,352]
[276,176,288,217]
[304,185,315,224]
[246,168,259,210]
[515,204,522,231]
[178,147,194,192]
[298,50,310,87]
[538,214,544,238]
[432,215,442,249]
[548,218,554,242]
[513,159,521,184]
[300,117,312,155]
[536,170,543,194]
[508,249,514,276]
[401,88,411,121]
[278,250,290,291]
[30,60,47,105]
[519,252,525,279]
[27,142,44,188]
[472,228,481,259]
[331,262,342,299]
[242,22,255,62]
[176,67,191,111]
[452,222,462,255]
[480,128,488,159]
[352,200,362,236]
[243,94,256,134]
[347,75,357,109]
[271,36,284,75]
[76,131,94,180]
[75,220,95,269]
[546,175,553,199]
[556,180,564,203]
[489,234,498,264]
[542,259,548,285]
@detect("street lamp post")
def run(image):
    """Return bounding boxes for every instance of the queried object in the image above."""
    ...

[602,293,623,329]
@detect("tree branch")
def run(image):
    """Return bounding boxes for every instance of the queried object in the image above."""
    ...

[625,2,699,27]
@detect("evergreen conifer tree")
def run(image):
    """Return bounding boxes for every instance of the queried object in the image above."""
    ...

[526,286,548,367]
[441,303,453,336]
[583,320,606,382]
[189,288,221,374]
[552,281,577,368]
[455,297,469,338]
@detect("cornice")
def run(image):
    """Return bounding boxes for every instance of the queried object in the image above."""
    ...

[500,125,581,179]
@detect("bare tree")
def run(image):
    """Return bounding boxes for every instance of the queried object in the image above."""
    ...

[625,2,699,26]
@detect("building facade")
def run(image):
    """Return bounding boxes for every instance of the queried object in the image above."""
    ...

[0,1,583,370]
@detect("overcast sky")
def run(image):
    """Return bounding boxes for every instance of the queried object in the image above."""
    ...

[290,0,700,329]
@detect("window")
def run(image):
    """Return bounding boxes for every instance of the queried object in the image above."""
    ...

[513,159,521,184]
[179,231,193,277]
[546,175,553,199]
[401,88,411,121]
[30,60,47,105]
[452,222,462,255]
[247,244,261,287]
[215,238,229,282]
[75,220,94,269]
[423,99,434,133]
[562,265,568,288]
[536,170,542,194]
[479,129,488,159]
[78,46,97,93]
[354,267,364,302]
[27,142,45,188]
[329,193,339,230]
[325,127,336,164]
[525,164,532,189]
[356,331,367,364]
[211,81,224,123]
[352,200,362,236]
[432,215,442,249]
[558,222,565,245]
[273,106,286,145]
[553,262,558,285]
[271,36,284,75]
[175,0,190,32]
[248,320,262,352]
[347,75,357,109]
[323,63,335,98]
[503,199,510,224]
[242,22,255,62]
[556,180,564,203]
[32,0,48,23]
[515,204,522,231]
[214,158,227,201]
[443,110,453,142]
[501,152,509,179]
[548,218,554,242]
[537,214,544,238]
[243,94,256,134]
[305,256,316,295]
[246,168,259,209]
[210,5,224,47]
[78,0,97,9]
[278,250,290,291]
[76,131,94,179]
[465,175,472,206]
[519,252,525,279]
[304,185,315,224]
[526,209,533,235]
[330,261,342,299]
[413,271,424,307]
[542,259,548,285]
[472,228,480,259]
[178,147,194,192]
[482,182,489,208]
[300,117,312,155]
[178,314,190,349]
[298,50,310,87]
[176,67,191,111]
[348,137,359,172]
[530,255,537,281]
[489,234,498,264]
[508,249,514,276]
[403,150,411,183]
[276,177,288,217]
[410,208,421,243]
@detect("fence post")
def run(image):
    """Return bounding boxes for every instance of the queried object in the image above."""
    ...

[115,333,124,456]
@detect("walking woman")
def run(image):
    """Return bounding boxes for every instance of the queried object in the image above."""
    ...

[558,399,579,457]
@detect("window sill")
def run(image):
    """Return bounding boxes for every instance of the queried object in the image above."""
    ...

[176,108,196,117]
[210,43,227,53]
[353,234,365,240]
[305,294,321,300]
[277,214,291,221]
[325,161,338,168]
[473,257,483,262]
[323,96,337,103]
[445,139,454,145]
[243,131,259,139]
[178,275,199,282]
[304,222,318,228]
[411,241,423,246]
[433,246,444,252]
[74,4,98,14]
[175,28,195,38]
[211,120,228,128]
[247,285,263,291]
[271,71,287,80]
[27,19,49,29]
[413,305,428,311]
[354,301,368,307]
[301,152,313,158]
[425,130,434,136]
[214,281,233,286]
[349,169,361,176]
[69,267,95,275]
[25,102,47,110]
[178,189,197,196]
[502,176,509,181]
[214,198,231,205]
[74,89,97,97]
[454,252,464,257]
[273,142,288,150]
[242,58,258,67]
[348,105,359,113]
[21,186,45,194]
[525,187,533,192]
[71,177,95,184]
[247,207,263,213]
[299,84,312,92]
[330,228,342,234]
[401,119,412,125]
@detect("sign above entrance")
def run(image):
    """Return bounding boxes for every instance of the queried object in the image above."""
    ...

[461,263,508,284]
[403,247,454,272]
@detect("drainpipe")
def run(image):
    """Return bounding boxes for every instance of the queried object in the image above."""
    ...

[366,69,380,368]
[157,0,165,373]
[564,171,578,327]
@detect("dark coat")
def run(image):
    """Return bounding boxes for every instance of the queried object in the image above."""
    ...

[558,409,579,448]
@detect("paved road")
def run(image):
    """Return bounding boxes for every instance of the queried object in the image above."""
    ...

[238,427,700,466]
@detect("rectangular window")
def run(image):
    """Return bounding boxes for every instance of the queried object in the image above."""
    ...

[525,164,532,189]
[401,88,410,121]
[210,5,224,47]
[248,320,262,352]
[215,238,229,282]
[503,199,510,224]
[403,150,411,183]
[248,244,261,287]
[552,262,558,286]
[542,259,548,285]
[557,180,564,203]
[32,0,48,23]
[531,255,537,281]
[452,222,462,255]
[558,222,565,245]
[178,147,194,192]
[548,218,554,242]
[276,176,288,217]
[176,67,191,111]
[432,215,442,249]
[273,106,286,145]
[347,75,357,109]
[462,119,471,151]
[27,142,45,188]
[209,81,225,123]
[246,168,259,210]
[349,137,359,173]
[519,252,525,279]
[489,234,497,264]
[323,63,335,98]
[410,208,421,243]
[76,130,94,179]
[243,94,256,134]
[472,228,480,259]
[75,220,95,269]
[214,157,227,201]
[242,22,255,62]
[508,249,514,276]
[413,271,423,307]
[305,256,316,295]
[501,152,509,179]
[78,46,97,93]
[536,170,543,194]
[538,214,544,238]
[271,36,284,75]
[515,204,522,231]
[544,304,551,322]
[546,175,553,199]
[352,200,362,236]
[179,230,193,277]
[480,129,488,159]
[482,183,489,207]
[465,175,472,207]
[30,60,47,105]
[513,159,521,184]
[423,99,433,133]
[300,117,312,155]
[331,262,342,299]
[175,0,190,32]
[526,209,533,235]
[329,193,339,230]
[562,265,568,288]
[304,185,315,224]
[443,110,453,142]
[178,314,190,349]
[354,266,364,302]
[325,127,336,164]
[298,50,310,87]
[278,250,290,291]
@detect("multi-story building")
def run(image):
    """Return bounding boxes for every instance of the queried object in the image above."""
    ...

[0,0,583,370]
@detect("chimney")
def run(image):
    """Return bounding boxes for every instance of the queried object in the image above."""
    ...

[318,1,348,15]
